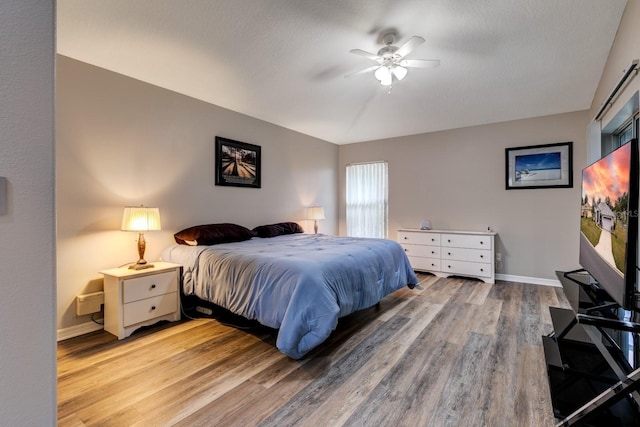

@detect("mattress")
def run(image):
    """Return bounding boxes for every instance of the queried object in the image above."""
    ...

[161,233,418,358]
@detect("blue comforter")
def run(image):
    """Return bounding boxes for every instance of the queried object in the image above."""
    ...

[161,234,417,359]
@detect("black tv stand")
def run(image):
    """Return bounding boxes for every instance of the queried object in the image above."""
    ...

[543,270,640,426]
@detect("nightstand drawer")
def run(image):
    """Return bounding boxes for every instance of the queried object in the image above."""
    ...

[123,271,177,303]
[123,292,178,326]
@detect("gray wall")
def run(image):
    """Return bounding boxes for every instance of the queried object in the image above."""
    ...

[0,1,56,425]
[56,56,338,333]
[339,111,589,282]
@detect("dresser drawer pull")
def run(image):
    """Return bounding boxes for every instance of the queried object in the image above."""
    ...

[404,248,408,252]
[404,236,408,240]
[151,284,156,289]
[151,305,156,311]
[448,252,451,255]
[480,268,484,272]
[480,241,484,245]
[447,239,451,243]
[480,255,484,258]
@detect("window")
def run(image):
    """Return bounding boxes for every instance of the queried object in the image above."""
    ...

[614,112,639,149]
[346,161,388,238]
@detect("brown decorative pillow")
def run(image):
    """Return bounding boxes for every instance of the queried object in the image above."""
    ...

[174,223,256,245]
[253,222,304,238]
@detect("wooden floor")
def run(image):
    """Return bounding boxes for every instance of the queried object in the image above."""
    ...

[58,274,569,426]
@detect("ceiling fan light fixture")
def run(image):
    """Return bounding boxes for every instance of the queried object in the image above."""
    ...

[392,65,408,81]
[348,32,437,86]
[374,66,393,86]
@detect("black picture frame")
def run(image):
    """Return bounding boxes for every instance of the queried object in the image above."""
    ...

[505,141,573,190]
[215,136,261,188]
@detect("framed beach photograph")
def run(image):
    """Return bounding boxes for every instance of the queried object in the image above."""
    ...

[215,136,261,188]
[505,141,573,190]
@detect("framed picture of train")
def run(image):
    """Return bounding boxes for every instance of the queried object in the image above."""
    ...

[215,136,261,188]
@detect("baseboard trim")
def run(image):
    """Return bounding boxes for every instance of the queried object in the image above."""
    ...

[496,273,561,287]
[57,321,104,342]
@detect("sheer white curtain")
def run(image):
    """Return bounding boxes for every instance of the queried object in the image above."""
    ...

[346,161,388,238]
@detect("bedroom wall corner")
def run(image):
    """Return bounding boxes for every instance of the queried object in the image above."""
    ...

[56,56,338,335]
[338,110,589,282]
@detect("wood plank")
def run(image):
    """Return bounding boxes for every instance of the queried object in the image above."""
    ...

[470,297,503,336]
[490,281,523,319]
[477,313,519,426]
[427,332,494,426]
[466,281,493,305]
[514,344,555,427]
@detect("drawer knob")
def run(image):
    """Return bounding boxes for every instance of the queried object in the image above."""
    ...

[448,252,451,256]
[447,239,451,243]
[480,241,484,245]
[448,265,451,268]
[404,237,408,240]
[404,249,408,252]
[480,255,484,258]
[480,268,484,272]
[151,284,156,289]
[431,238,435,241]
[431,251,435,254]
[151,305,156,311]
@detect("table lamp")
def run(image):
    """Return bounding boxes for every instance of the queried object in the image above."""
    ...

[121,205,161,270]
[306,206,325,234]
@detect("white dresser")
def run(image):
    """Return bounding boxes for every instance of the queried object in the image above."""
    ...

[398,229,496,284]
[101,262,182,339]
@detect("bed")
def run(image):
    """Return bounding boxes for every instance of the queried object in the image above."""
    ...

[161,223,418,359]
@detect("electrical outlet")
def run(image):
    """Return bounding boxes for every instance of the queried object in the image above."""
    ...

[76,291,104,316]
[195,306,213,316]
[0,177,6,215]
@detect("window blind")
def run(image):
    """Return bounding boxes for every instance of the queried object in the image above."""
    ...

[346,161,388,238]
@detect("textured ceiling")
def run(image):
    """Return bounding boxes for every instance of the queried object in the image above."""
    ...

[57,0,627,144]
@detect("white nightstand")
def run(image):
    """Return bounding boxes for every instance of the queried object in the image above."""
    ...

[101,262,182,339]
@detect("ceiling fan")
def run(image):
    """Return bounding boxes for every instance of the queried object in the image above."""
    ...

[346,31,440,86]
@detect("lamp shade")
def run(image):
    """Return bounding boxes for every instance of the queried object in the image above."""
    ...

[306,206,325,221]
[374,66,393,86]
[121,206,161,231]
[392,65,408,81]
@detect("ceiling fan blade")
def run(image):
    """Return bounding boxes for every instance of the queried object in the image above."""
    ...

[344,65,380,78]
[349,49,381,62]
[394,36,425,58]
[399,59,440,68]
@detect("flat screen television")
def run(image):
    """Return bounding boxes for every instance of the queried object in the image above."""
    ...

[580,138,639,310]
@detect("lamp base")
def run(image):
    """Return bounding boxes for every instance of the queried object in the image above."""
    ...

[129,263,155,270]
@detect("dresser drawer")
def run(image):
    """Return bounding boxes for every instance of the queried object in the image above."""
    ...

[441,247,492,263]
[123,271,177,303]
[401,243,441,258]
[408,256,441,272]
[441,260,492,278]
[123,292,178,326]
[398,231,441,246]
[441,233,492,250]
